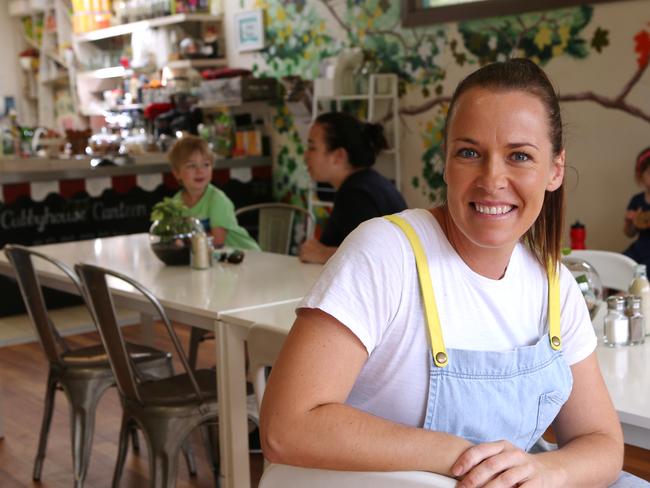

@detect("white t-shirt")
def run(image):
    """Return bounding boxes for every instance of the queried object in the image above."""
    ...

[299,208,597,427]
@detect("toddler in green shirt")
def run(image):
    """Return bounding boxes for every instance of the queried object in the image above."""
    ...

[168,136,260,250]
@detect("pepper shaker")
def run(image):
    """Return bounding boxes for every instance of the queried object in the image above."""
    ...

[190,231,211,270]
[625,295,646,345]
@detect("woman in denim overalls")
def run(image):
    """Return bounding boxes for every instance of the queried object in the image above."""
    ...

[261,60,648,487]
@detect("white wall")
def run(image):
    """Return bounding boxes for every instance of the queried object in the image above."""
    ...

[549,0,648,253]
[223,0,259,70]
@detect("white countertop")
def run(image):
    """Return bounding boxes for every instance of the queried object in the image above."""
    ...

[0,153,271,184]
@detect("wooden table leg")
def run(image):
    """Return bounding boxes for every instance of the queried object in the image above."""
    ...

[215,319,251,488]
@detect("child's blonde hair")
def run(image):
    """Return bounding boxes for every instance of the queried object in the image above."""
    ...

[168,136,215,172]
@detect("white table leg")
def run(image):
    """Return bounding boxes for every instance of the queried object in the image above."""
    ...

[216,319,251,488]
[139,312,155,346]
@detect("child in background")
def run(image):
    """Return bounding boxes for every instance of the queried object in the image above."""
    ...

[168,136,260,250]
[624,146,650,268]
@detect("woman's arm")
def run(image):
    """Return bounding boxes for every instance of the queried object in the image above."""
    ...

[624,212,638,238]
[451,352,623,488]
[542,352,623,486]
[260,307,473,475]
[298,238,338,264]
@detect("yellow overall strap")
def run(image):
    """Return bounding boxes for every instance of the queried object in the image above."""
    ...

[547,262,562,350]
[385,215,449,367]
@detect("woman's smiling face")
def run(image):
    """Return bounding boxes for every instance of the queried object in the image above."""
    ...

[443,86,565,257]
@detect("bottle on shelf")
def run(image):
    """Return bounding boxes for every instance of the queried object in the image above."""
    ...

[7,108,21,157]
[628,264,650,335]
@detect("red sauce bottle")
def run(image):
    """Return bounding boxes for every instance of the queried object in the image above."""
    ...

[570,221,586,250]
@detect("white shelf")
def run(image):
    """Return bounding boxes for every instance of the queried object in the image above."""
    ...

[77,58,221,79]
[41,72,69,84]
[77,66,130,79]
[110,103,143,111]
[166,58,227,69]
[311,199,334,209]
[9,0,47,17]
[314,93,394,101]
[197,98,244,108]
[74,13,222,42]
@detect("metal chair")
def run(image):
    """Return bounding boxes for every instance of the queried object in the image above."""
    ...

[76,263,221,488]
[235,202,314,255]
[567,249,637,292]
[258,464,457,488]
[3,244,173,488]
[188,202,313,370]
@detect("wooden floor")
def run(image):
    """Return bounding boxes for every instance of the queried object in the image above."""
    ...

[0,322,648,487]
[0,322,263,487]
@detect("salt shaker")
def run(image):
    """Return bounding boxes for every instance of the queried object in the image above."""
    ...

[603,296,629,347]
[190,231,211,270]
[625,295,646,345]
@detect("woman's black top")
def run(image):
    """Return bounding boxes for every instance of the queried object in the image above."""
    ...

[319,168,407,247]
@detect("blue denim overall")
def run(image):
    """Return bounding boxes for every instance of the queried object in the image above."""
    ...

[385,215,649,486]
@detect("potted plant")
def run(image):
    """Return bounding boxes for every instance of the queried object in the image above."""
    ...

[149,197,202,265]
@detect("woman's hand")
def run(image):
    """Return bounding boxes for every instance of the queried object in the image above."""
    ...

[299,238,337,264]
[451,440,561,488]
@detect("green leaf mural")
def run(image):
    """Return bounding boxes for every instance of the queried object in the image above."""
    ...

[252,1,650,207]
[254,1,342,79]
[270,102,310,208]
[457,7,593,65]
[421,116,447,203]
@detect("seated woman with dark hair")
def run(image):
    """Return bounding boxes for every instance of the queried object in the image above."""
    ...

[299,112,407,264]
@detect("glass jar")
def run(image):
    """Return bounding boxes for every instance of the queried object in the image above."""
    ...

[562,256,603,320]
[149,216,204,266]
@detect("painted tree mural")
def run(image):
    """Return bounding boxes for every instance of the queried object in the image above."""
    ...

[251,0,650,205]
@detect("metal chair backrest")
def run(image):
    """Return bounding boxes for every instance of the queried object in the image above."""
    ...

[4,244,82,364]
[235,203,314,255]
[246,324,287,409]
[75,263,204,405]
[567,250,637,292]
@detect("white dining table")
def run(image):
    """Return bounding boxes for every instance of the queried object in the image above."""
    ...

[591,307,650,450]
[597,340,650,450]
[0,234,323,488]
[228,300,650,475]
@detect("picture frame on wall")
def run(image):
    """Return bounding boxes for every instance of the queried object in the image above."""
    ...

[235,9,265,52]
